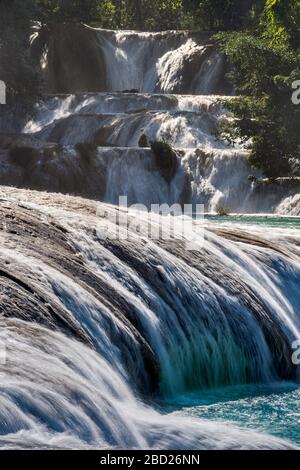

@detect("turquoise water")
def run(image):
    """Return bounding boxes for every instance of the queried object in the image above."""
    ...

[206,214,300,229]
[165,383,300,444]
[163,217,300,446]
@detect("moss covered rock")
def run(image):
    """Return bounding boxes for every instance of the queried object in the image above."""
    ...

[150,140,178,184]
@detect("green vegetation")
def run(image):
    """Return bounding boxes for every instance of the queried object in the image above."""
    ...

[34,1,115,26]
[216,0,300,177]
[102,1,257,31]
[0,0,259,119]
[188,0,258,31]
[1,0,299,178]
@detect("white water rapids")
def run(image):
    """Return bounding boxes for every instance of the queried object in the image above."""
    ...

[22,90,299,213]
[0,26,298,213]
[98,32,224,94]
[0,187,299,449]
[1,27,300,450]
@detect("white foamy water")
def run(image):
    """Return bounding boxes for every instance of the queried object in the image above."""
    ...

[0,188,299,449]
[5,26,299,217]
[277,193,300,216]
[96,30,224,94]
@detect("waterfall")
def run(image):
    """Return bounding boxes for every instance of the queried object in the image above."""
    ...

[94,29,227,94]
[0,187,299,449]
[8,88,294,213]
[21,92,259,211]
[31,26,228,95]
[277,194,300,216]
[1,25,299,214]
[0,26,284,214]
[1,24,299,451]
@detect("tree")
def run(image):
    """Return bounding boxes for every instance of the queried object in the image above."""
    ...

[189,0,257,31]
[216,0,300,177]
[34,0,109,25]
[110,0,184,31]
[146,0,184,30]
[262,0,300,49]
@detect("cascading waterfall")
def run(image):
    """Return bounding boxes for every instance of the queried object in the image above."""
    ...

[20,91,299,213]
[277,193,300,216]
[1,23,300,453]
[0,24,298,213]
[89,29,228,95]
[0,25,293,212]
[0,187,299,449]
[36,26,228,95]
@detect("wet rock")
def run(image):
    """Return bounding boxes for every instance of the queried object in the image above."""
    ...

[32,24,108,94]
[150,140,178,184]
[248,175,258,183]
[0,135,106,200]
[138,133,148,148]
[0,197,159,394]
[122,89,139,94]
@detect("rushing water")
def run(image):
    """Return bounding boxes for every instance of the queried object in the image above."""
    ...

[0,188,299,449]
[208,214,300,229]
[0,26,300,450]
[166,382,300,444]
[0,26,297,213]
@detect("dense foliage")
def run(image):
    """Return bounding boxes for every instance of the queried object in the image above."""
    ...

[217,0,300,177]
[34,1,115,26]
[186,0,259,30]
